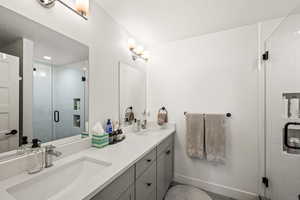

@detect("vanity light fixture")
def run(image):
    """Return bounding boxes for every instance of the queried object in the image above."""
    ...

[37,0,56,8]
[127,38,149,62]
[37,0,89,20]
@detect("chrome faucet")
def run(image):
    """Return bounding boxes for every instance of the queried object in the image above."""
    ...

[133,119,141,132]
[141,110,148,130]
[44,145,62,168]
[141,119,147,129]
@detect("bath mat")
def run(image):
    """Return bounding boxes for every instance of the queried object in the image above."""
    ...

[165,185,212,200]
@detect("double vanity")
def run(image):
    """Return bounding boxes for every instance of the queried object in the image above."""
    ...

[0,126,175,200]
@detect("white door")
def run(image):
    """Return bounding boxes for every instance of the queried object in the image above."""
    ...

[0,53,19,153]
[265,10,300,200]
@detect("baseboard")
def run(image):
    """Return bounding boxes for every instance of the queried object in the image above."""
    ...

[174,173,258,200]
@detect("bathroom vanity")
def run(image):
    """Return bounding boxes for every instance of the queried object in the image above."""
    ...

[0,126,175,200]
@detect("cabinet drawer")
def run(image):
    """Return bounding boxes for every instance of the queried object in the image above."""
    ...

[136,148,156,179]
[91,166,135,200]
[136,162,156,200]
[157,134,173,157]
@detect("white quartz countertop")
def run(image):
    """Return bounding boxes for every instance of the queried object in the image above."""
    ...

[0,125,175,200]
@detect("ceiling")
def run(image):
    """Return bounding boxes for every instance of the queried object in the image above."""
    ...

[95,0,300,46]
[0,6,88,66]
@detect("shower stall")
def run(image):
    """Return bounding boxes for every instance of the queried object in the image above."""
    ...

[263,5,300,200]
[32,61,87,143]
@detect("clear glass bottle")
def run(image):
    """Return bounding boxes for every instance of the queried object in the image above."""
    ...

[26,139,44,174]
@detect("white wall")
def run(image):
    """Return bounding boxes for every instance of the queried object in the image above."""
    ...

[0,0,146,128]
[148,24,260,199]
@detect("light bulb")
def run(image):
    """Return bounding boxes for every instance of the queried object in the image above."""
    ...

[43,56,52,60]
[142,51,150,60]
[135,45,144,55]
[128,38,136,50]
[75,0,89,16]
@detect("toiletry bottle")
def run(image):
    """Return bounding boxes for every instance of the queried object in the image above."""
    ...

[26,138,43,174]
[106,119,113,144]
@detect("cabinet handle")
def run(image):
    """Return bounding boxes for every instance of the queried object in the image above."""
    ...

[146,182,152,187]
[166,150,171,155]
[146,159,152,162]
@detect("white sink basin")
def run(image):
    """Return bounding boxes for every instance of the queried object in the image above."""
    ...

[7,157,111,200]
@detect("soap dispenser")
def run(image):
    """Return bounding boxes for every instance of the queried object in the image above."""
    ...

[157,107,168,127]
[16,136,29,155]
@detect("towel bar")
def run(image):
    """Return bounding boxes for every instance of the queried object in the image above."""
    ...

[184,112,232,117]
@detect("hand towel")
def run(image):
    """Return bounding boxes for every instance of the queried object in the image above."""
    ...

[205,114,226,163]
[185,113,205,159]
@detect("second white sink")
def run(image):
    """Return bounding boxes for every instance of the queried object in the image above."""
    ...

[7,156,111,200]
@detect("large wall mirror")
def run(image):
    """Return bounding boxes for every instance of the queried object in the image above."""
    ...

[118,62,147,126]
[0,6,89,156]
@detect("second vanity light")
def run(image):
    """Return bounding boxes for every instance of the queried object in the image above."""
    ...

[128,38,149,62]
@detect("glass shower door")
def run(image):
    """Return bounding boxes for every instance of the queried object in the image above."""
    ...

[33,61,87,142]
[265,6,300,200]
[52,65,86,140]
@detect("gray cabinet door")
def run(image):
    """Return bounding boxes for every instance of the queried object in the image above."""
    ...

[157,145,173,200]
[165,146,173,186]
[118,186,135,200]
[91,166,135,200]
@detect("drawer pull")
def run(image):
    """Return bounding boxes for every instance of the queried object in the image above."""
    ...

[166,150,171,155]
[146,159,152,162]
[146,182,152,187]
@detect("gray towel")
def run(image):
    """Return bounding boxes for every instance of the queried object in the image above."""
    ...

[186,113,205,159]
[205,114,226,163]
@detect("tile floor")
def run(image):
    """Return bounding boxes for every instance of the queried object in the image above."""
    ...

[170,182,238,200]
[206,191,236,200]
